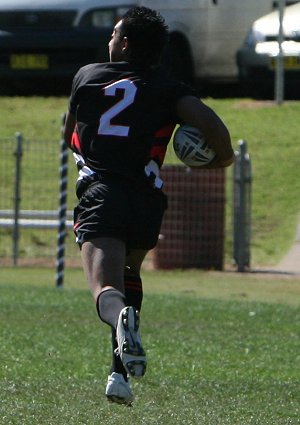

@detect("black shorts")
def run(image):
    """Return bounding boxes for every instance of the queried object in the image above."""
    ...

[73,176,168,250]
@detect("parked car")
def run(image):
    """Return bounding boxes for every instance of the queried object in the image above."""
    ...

[0,0,295,94]
[236,2,300,86]
[0,0,132,92]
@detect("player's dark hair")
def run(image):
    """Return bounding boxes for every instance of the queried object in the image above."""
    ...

[120,6,169,67]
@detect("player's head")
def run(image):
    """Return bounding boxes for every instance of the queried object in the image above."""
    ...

[109,6,169,67]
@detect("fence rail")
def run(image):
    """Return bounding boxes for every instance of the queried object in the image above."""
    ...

[0,209,73,229]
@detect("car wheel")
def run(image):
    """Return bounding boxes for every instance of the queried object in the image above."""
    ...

[162,32,195,86]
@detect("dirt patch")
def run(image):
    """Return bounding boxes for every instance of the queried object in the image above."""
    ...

[233,99,300,109]
[233,100,278,109]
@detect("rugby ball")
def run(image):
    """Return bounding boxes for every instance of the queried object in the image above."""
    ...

[173,125,216,167]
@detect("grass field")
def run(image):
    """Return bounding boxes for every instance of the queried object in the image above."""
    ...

[1,267,300,424]
[1,96,300,423]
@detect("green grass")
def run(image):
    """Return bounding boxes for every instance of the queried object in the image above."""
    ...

[1,268,300,424]
[206,99,300,265]
[1,96,299,423]
[1,97,300,266]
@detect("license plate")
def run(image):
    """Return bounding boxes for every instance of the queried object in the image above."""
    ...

[10,54,49,70]
[270,56,300,70]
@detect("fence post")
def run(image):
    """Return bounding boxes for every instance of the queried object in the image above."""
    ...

[55,114,68,287]
[13,132,23,266]
[233,140,252,272]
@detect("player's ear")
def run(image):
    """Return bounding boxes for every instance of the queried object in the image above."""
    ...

[122,36,129,53]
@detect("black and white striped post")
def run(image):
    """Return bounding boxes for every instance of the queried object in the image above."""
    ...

[55,114,68,288]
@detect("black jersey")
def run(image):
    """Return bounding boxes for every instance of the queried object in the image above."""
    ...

[69,62,196,179]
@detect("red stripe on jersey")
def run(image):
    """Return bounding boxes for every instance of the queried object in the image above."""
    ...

[154,124,175,138]
[151,124,176,166]
[71,131,82,154]
[150,146,167,165]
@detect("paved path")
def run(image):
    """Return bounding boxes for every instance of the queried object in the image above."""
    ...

[274,219,300,275]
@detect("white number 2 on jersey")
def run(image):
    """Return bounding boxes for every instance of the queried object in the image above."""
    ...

[98,79,137,137]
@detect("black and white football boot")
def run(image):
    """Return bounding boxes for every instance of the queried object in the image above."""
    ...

[116,306,146,378]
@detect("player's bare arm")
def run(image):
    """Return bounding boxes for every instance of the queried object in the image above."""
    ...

[176,95,234,168]
[63,111,76,148]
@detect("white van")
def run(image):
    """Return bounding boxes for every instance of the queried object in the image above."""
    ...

[0,0,296,87]
[147,0,297,83]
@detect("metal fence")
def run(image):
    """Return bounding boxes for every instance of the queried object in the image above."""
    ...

[233,140,252,272]
[0,133,252,275]
[0,133,80,270]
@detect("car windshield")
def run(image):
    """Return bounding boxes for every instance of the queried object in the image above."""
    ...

[0,10,77,30]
